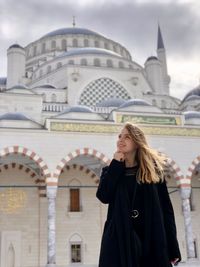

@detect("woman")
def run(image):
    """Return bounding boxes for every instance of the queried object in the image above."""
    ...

[96,122,181,267]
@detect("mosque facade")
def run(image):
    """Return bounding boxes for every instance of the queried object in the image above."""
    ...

[0,24,200,267]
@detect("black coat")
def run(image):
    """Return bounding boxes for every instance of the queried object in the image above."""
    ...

[96,159,181,267]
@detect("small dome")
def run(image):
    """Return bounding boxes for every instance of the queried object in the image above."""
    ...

[118,99,152,109]
[9,44,24,49]
[36,84,56,89]
[182,85,200,102]
[184,111,200,120]
[57,47,121,59]
[184,95,200,102]
[96,98,126,107]
[0,112,30,121]
[42,27,102,39]
[59,105,93,115]
[9,84,28,90]
[146,56,158,62]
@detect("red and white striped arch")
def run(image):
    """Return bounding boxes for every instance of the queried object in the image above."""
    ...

[186,155,200,183]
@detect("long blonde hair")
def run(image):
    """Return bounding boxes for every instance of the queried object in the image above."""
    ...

[124,122,167,184]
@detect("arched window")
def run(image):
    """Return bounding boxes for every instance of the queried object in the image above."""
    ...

[69,234,82,263]
[47,65,51,73]
[61,39,67,50]
[106,59,113,68]
[80,58,87,66]
[94,58,101,67]
[83,39,89,47]
[42,43,46,53]
[129,64,133,69]
[113,45,117,52]
[51,40,56,50]
[94,40,99,47]
[118,61,124,68]
[57,62,62,69]
[72,38,78,47]
[51,93,57,102]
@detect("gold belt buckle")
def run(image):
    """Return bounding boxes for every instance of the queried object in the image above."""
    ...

[131,209,139,218]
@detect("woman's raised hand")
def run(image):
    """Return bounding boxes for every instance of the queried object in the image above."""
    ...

[113,150,125,162]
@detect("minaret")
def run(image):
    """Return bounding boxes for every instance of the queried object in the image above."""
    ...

[157,25,170,95]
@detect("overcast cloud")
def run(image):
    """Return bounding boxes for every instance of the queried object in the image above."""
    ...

[1,0,200,100]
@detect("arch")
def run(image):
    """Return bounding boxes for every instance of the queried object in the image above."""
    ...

[78,77,131,106]
[69,233,83,242]
[0,146,50,179]
[94,40,99,47]
[56,62,62,69]
[60,164,98,184]
[53,148,110,180]
[186,155,200,182]
[51,93,57,102]
[118,61,124,68]
[8,243,15,267]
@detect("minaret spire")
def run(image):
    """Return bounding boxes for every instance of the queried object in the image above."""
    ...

[72,16,76,27]
[157,24,165,50]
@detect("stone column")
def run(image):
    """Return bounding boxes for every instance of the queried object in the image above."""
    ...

[180,187,195,258]
[46,186,57,267]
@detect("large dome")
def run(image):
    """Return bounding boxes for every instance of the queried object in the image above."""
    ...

[182,85,200,102]
[42,27,102,39]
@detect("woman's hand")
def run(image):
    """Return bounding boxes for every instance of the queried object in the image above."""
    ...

[170,258,180,265]
[113,150,125,162]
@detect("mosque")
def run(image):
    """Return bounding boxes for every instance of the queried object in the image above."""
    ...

[0,22,200,267]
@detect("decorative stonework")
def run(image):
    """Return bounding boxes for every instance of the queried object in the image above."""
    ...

[50,122,200,137]
[186,155,200,181]
[54,148,110,182]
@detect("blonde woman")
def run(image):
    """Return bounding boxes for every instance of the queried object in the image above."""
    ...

[96,122,181,267]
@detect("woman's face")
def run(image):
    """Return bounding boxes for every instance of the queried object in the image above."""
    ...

[117,127,138,154]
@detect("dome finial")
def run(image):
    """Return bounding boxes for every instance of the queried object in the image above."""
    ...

[72,16,76,27]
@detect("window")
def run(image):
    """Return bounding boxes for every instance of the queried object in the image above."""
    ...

[80,58,87,66]
[152,99,157,106]
[94,40,99,47]
[47,65,51,73]
[33,46,37,56]
[70,188,80,211]
[83,39,89,47]
[42,43,46,53]
[71,244,81,263]
[161,100,166,108]
[72,38,78,47]
[106,59,113,68]
[68,60,74,65]
[94,58,100,67]
[42,93,46,102]
[61,39,67,50]
[57,62,62,69]
[118,61,124,68]
[39,69,43,77]
[51,40,56,50]
[104,42,108,49]
[51,93,57,102]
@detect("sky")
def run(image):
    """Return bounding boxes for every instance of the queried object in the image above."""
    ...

[1,0,200,100]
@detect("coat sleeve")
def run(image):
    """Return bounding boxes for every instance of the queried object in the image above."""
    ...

[96,158,125,204]
[157,178,182,262]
